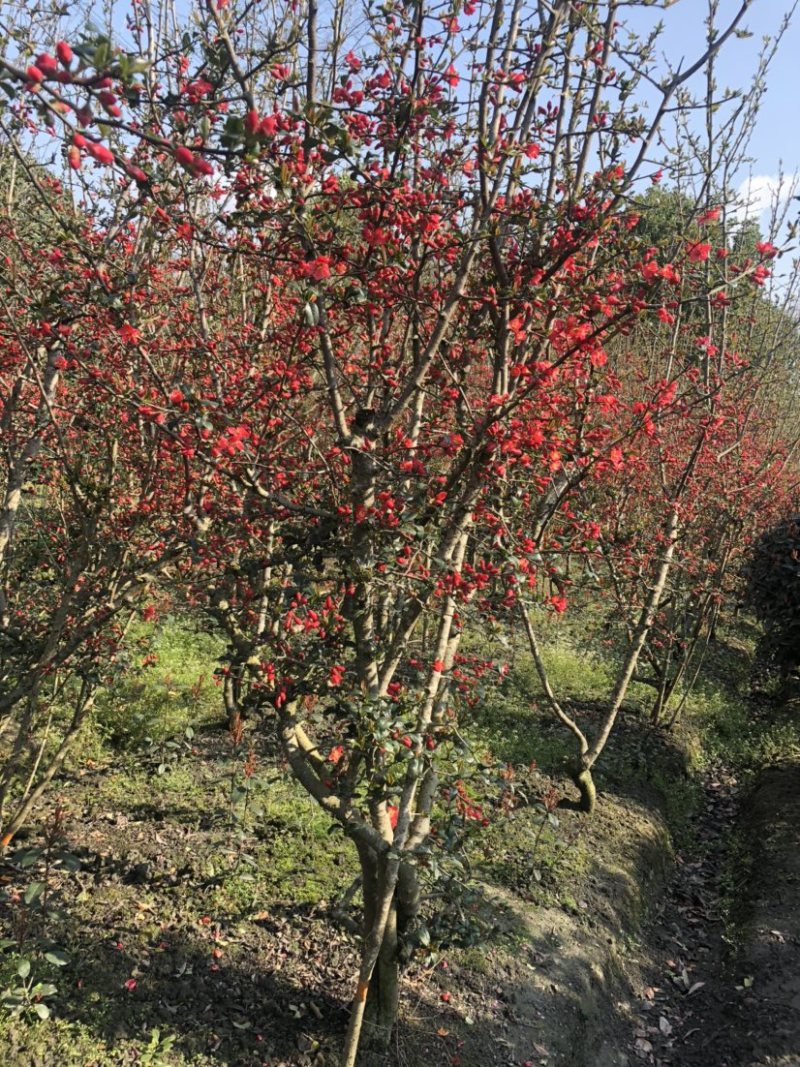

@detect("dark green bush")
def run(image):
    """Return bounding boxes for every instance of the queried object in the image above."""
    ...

[746,516,800,680]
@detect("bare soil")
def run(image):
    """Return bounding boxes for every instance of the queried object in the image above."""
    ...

[622,759,800,1067]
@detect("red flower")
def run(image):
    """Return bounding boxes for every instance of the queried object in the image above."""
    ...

[244,109,260,135]
[118,323,140,345]
[126,165,148,184]
[304,256,332,281]
[86,142,114,165]
[686,241,711,262]
[696,207,721,225]
[192,156,214,177]
[751,264,770,286]
[36,53,59,74]
[175,146,196,169]
[56,41,73,67]
[328,664,345,687]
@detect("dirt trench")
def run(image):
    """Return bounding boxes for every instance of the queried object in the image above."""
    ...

[620,760,800,1067]
[459,753,800,1067]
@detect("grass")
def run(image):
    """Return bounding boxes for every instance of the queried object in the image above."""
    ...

[90,618,226,750]
[0,1017,189,1067]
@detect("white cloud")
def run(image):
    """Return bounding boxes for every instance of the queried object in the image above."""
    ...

[734,173,796,225]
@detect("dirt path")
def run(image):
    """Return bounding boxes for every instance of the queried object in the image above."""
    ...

[625,760,800,1067]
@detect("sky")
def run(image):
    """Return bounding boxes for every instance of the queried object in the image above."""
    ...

[624,1,800,218]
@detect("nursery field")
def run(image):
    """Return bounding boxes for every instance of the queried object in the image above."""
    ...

[2,1,800,1064]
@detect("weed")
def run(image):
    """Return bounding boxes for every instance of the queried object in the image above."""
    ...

[138,1027,178,1066]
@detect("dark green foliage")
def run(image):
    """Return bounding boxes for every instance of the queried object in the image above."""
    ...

[746,516,800,679]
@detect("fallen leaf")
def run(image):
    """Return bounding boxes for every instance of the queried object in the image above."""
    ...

[634,1036,653,1058]
[687,981,705,996]
[659,1016,672,1036]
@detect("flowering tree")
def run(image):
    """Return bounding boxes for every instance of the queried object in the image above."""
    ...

[514,8,800,810]
[0,0,778,1062]
[0,166,205,847]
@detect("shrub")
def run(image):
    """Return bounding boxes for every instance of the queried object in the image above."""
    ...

[746,515,800,681]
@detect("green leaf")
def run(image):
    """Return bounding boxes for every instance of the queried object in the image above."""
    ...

[93,40,112,69]
[17,959,31,979]
[45,950,69,967]
[54,850,81,872]
[17,848,43,868]
[33,1002,51,1020]
[23,882,45,906]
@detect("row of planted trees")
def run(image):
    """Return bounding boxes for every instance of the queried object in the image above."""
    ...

[1,0,799,1061]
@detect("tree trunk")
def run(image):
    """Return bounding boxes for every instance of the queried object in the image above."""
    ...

[362,907,398,1054]
[570,762,597,814]
[351,845,401,1060]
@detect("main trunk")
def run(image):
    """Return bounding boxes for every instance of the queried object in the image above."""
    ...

[570,761,597,814]
[358,847,400,1056]
[362,909,399,1053]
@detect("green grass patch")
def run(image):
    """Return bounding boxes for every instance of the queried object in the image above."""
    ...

[91,618,225,750]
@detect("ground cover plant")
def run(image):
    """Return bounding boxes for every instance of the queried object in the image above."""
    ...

[1,1,800,1064]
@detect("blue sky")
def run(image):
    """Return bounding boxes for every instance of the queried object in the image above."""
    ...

[627,1,800,176]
